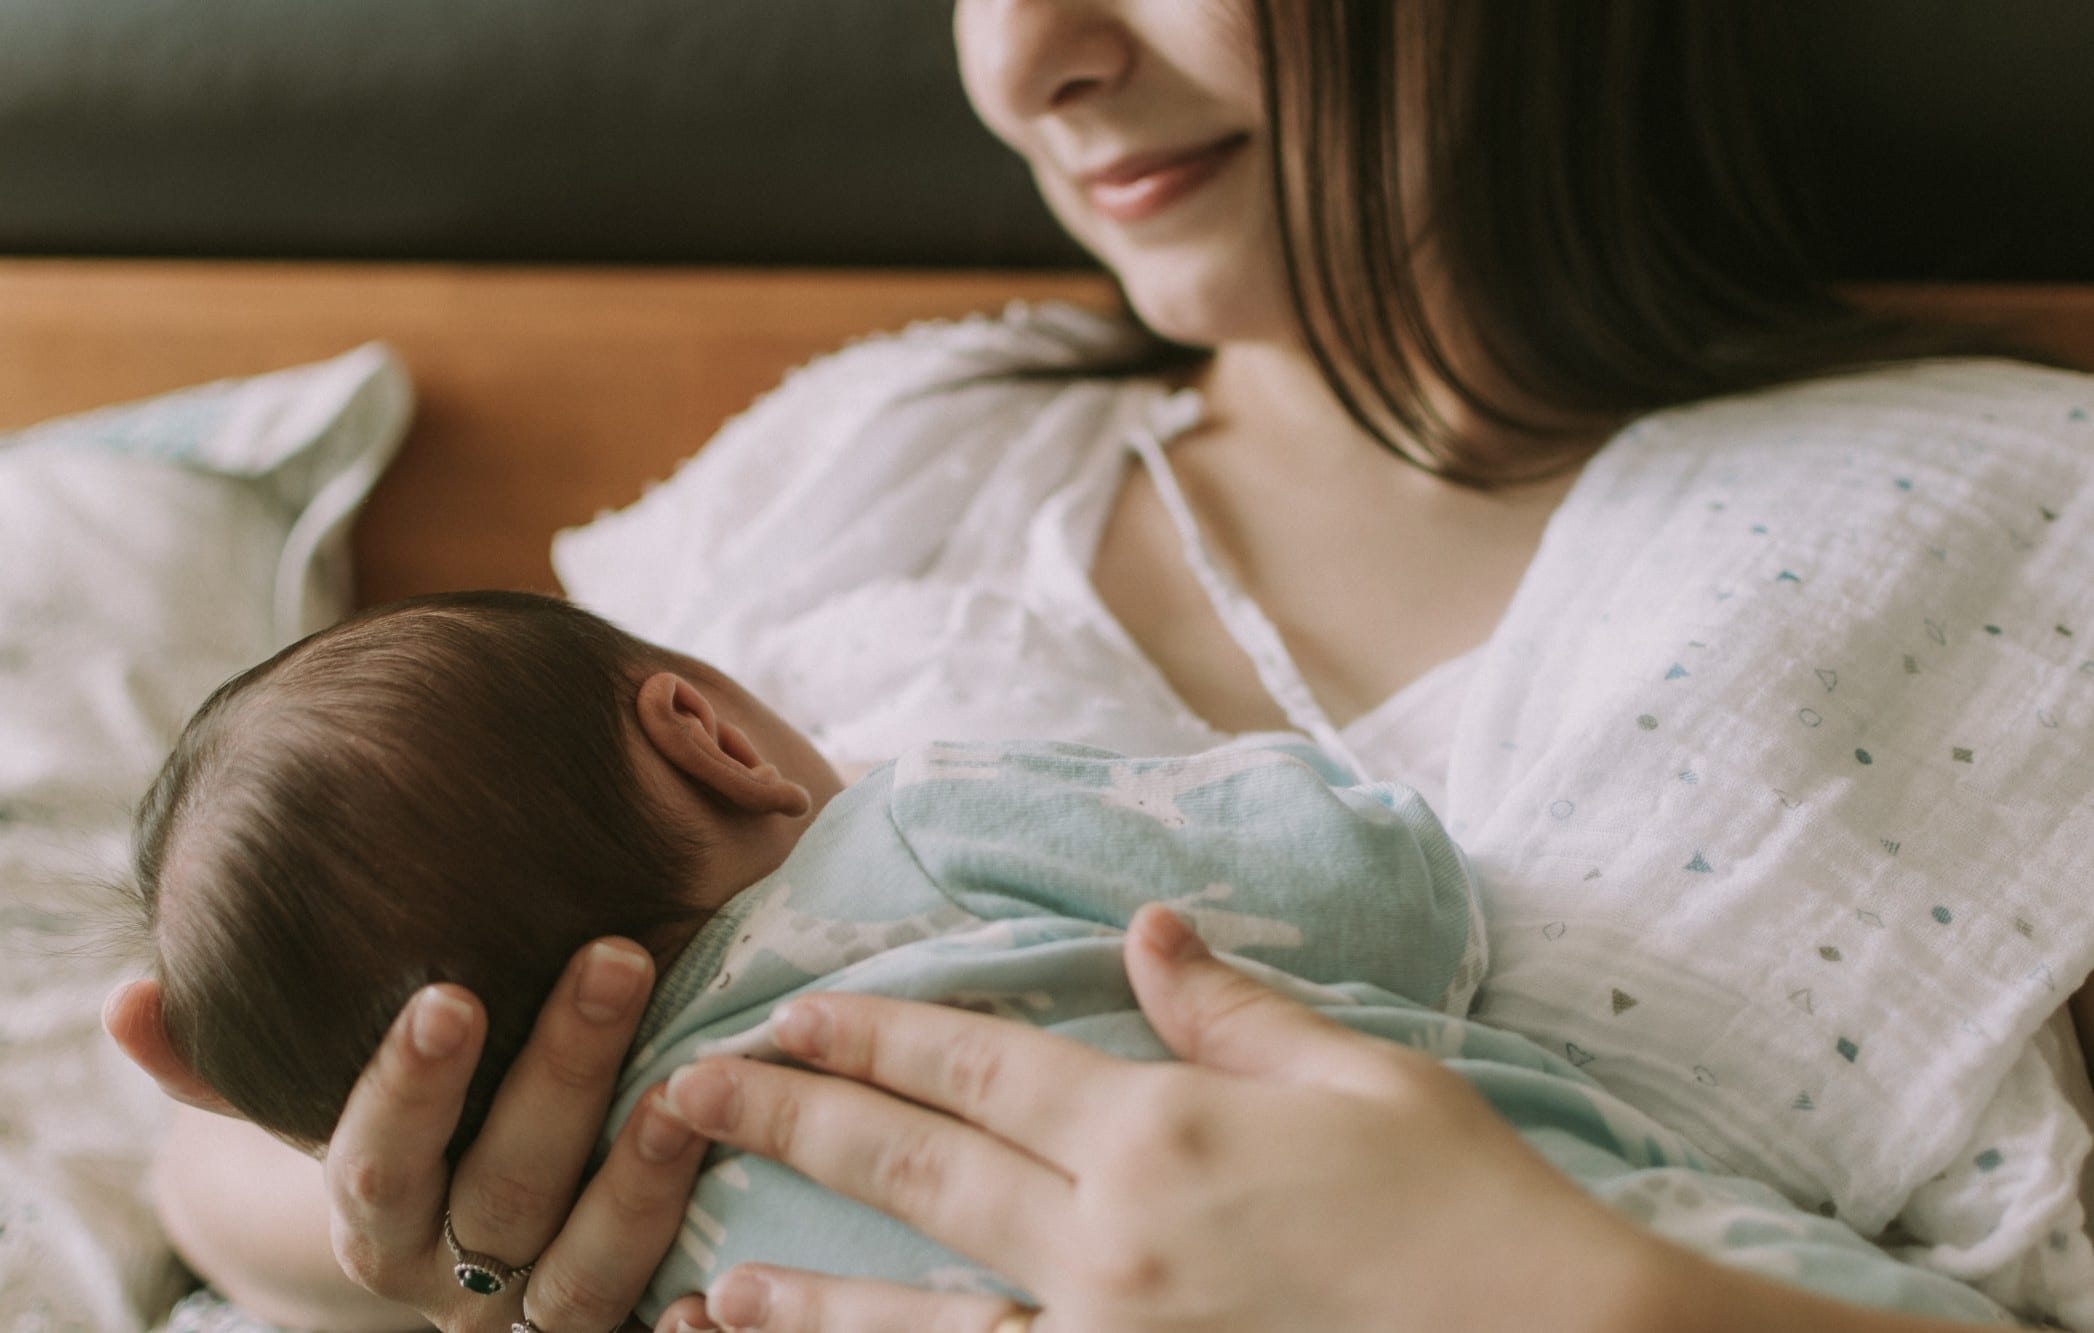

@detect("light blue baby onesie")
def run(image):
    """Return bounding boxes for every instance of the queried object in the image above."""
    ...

[604,737,2013,1326]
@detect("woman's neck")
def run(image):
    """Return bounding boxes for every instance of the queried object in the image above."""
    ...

[1191,340,1389,469]
[1187,337,1618,490]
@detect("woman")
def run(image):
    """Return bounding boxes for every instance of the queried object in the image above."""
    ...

[127,1,2089,1330]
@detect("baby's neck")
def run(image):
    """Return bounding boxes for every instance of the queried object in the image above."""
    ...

[645,801,822,970]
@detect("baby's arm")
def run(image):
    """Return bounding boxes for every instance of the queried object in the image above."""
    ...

[153,1105,430,1332]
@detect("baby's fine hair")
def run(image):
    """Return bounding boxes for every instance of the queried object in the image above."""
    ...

[132,591,707,1158]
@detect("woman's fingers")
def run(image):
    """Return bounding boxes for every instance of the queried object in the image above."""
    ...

[665,1057,1071,1286]
[450,939,654,1267]
[1124,904,1407,1096]
[704,1264,1035,1333]
[323,938,671,1330]
[524,1084,712,1333]
[322,984,484,1305]
[764,992,1123,1170]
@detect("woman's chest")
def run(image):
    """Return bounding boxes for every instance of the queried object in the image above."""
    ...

[1088,444,1575,735]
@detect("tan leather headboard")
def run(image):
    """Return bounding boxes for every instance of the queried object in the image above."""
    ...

[0,261,2087,608]
[0,261,1113,603]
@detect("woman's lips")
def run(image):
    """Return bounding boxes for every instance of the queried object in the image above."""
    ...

[1079,134,1250,224]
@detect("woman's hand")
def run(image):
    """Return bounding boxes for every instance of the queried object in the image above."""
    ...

[650,906,1675,1333]
[323,938,714,1332]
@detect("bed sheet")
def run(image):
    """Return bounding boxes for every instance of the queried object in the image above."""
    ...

[0,344,411,1331]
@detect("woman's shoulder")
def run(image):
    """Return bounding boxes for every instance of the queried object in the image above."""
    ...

[1598,355,2094,488]
[745,297,1163,413]
[553,300,1173,643]
[1634,355,2093,442]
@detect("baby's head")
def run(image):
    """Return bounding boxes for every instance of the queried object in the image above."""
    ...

[113,590,836,1158]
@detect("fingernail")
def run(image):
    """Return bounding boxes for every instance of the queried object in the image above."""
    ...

[637,1101,699,1164]
[1142,906,1208,962]
[411,988,472,1059]
[577,940,648,1023]
[667,1063,741,1134]
[710,1271,770,1328]
[770,1000,829,1059]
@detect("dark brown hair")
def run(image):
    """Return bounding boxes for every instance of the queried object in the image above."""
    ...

[1251,0,2067,483]
[133,591,707,1158]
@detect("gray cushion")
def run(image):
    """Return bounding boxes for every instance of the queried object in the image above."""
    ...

[0,0,1086,266]
[1788,0,2094,281]
[0,0,2086,279]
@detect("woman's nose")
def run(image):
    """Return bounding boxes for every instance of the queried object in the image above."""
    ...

[963,0,1134,120]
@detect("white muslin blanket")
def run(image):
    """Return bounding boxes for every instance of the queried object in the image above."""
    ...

[1446,356,2094,1324]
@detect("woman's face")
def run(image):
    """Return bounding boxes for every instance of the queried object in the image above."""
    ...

[954,0,1294,348]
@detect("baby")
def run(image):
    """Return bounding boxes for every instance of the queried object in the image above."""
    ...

[113,591,2016,1325]
[120,590,1485,1304]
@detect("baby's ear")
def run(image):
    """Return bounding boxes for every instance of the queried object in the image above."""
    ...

[636,671,810,818]
[103,979,238,1116]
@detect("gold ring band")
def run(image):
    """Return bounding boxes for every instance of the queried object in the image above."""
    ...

[990,1307,1040,1333]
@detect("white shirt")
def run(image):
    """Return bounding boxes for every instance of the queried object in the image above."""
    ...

[555,303,1479,802]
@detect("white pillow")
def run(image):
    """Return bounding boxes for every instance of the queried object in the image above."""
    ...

[0,344,413,1333]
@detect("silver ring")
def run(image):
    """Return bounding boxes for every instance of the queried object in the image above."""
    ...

[442,1208,535,1296]
[509,1319,546,1333]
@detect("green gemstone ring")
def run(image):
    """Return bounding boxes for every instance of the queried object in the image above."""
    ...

[442,1209,535,1297]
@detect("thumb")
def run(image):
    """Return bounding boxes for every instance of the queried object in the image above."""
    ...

[1124,904,1404,1093]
